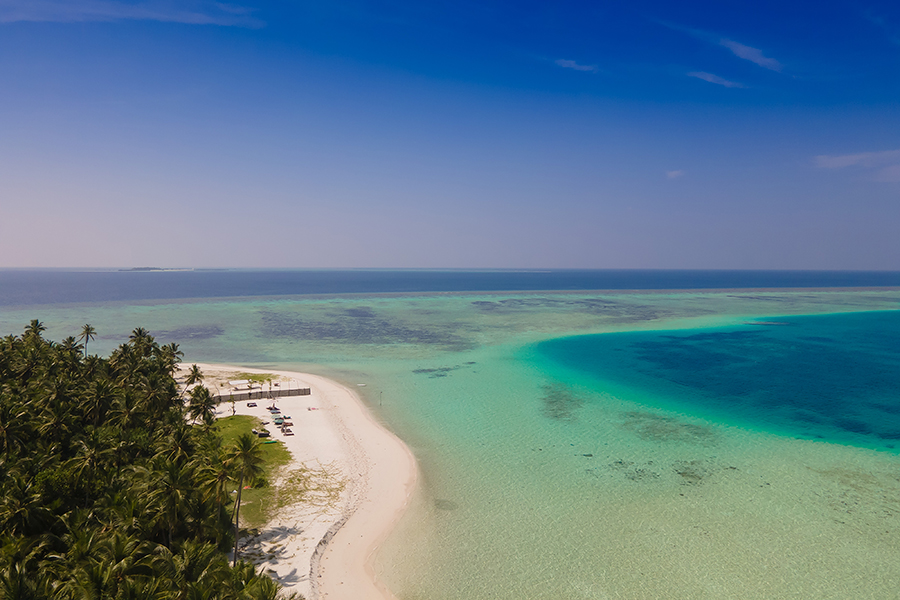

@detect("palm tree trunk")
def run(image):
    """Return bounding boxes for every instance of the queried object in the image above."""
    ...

[232,473,244,567]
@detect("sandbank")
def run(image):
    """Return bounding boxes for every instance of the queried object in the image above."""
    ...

[182,363,418,600]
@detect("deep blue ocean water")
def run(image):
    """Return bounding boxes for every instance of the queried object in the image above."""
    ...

[3,268,900,306]
[537,310,900,451]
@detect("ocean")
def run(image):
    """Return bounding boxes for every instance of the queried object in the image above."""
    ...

[4,268,900,307]
[2,269,899,599]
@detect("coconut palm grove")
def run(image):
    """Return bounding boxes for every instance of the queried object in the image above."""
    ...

[0,321,286,599]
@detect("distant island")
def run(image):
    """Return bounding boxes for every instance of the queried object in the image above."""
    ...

[119,267,194,272]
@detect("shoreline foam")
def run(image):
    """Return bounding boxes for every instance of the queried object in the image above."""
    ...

[189,363,418,600]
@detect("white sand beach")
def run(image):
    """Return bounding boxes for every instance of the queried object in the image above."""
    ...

[182,364,418,600]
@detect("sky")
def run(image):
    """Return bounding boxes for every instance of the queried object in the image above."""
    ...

[0,0,899,269]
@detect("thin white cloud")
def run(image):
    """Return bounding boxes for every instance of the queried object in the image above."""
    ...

[815,149,900,182]
[555,59,599,73]
[719,38,782,71]
[687,71,745,88]
[0,0,262,27]
[666,170,684,179]
[657,21,784,72]
[864,11,900,46]
[815,149,900,169]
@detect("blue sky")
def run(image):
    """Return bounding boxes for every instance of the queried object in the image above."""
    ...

[1,0,898,269]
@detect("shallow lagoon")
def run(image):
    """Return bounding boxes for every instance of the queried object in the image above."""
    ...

[3,287,900,598]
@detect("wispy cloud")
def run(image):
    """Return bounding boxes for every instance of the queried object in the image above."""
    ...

[666,170,684,179]
[865,11,900,46]
[687,71,745,88]
[658,21,783,72]
[815,149,900,182]
[0,0,263,27]
[718,38,782,71]
[555,59,599,73]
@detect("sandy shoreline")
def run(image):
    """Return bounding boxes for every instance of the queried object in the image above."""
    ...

[185,363,418,600]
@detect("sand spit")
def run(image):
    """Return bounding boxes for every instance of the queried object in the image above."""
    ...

[182,363,418,600]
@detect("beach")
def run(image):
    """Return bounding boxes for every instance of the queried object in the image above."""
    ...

[186,364,418,600]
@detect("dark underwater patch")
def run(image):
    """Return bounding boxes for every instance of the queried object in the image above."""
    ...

[833,419,873,435]
[594,460,661,482]
[340,306,378,318]
[726,295,796,302]
[434,499,459,511]
[156,325,225,340]
[539,383,584,421]
[620,411,719,445]
[672,460,715,485]
[469,296,685,322]
[621,465,660,482]
[258,309,468,348]
[413,366,459,378]
[411,361,478,378]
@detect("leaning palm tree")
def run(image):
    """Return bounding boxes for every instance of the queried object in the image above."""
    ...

[225,434,264,567]
[80,324,97,356]
[182,364,204,400]
[185,364,203,386]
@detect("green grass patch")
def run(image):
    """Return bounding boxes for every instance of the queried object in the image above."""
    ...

[233,372,276,384]
[217,415,292,527]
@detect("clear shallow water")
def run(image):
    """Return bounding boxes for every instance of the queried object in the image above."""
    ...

[2,276,900,599]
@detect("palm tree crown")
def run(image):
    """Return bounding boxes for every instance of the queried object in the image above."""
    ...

[79,324,97,356]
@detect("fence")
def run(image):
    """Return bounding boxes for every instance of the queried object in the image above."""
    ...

[212,387,311,403]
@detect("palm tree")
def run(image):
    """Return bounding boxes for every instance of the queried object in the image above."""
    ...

[81,378,117,427]
[241,574,282,600]
[188,386,217,424]
[0,400,30,458]
[185,364,203,387]
[194,445,233,549]
[0,474,54,538]
[157,342,183,373]
[181,364,203,400]
[95,531,155,597]
[128,328,154,359]
[23,319,46,340]
[109,391,145,431]
[68,433,116,507]
[225,434,264,567]
[161,423,195,464]
[37,400,75,447]
[60,335,84,357]
[0,561,54,600]
[80,324,97,356]
[145,458,195,548]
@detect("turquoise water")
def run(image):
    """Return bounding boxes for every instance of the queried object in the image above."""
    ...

[2,288,900,598]
[537,311,900,451]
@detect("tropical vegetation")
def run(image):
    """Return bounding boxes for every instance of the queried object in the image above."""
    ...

[0,321,293,599]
